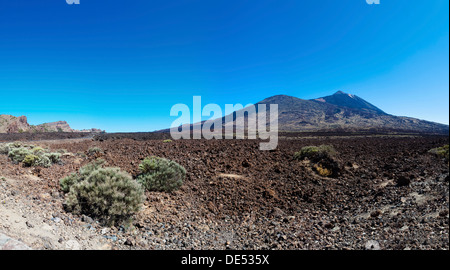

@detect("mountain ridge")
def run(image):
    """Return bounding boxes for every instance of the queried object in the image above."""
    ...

[168,92,449,134]
[0,115,103,134]
[312,91,386,115]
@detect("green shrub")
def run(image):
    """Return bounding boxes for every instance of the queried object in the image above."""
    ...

[87,147,103,156]
[79,158,105,176]
[429,145,449,162]
[32,147,45,154]
[294,145,337,162]
[35,154,52,168]
[0,143,11,155]
[23,154,40,167]
[294,145,340,178]
[10,142,23,149]
[8,147,32,163]
[45,152,61,164]
[61,159,106,193]
[136,156,186,192]
[61,161,144,225]
[4,142,61,167]
[60,172,79,193]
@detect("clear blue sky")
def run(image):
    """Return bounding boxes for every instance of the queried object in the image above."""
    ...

[0,0,448,132]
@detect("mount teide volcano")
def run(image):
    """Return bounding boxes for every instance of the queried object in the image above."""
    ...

[170,91,449,134]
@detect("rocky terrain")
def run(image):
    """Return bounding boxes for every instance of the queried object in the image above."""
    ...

[0,132,448,250]
[0,115,103,134]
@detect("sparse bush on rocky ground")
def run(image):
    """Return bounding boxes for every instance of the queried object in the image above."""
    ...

[23,154,40,167]
[60,160,145,225]
[294,145,337,162]
[87,147,103,156]
[45,152,61,164]
[0,143,11,154]
[0,142,62,167]
[137,156,186,192]
[32,146,45,154]
[35,154,52,168]
[8,147,32,164]
[313,163,333,177]
[294,145,341,177]
[57,149,68,154]
[61,159,105,193]
[429,144,449,162]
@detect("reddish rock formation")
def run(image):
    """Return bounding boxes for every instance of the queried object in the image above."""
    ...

[0,115,103,134]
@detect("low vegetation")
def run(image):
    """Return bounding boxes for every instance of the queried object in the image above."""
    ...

[58,155,186,225]
[60,159,145,225]
[294,145,341,177]
[429,144,449,162]
[87,147,103,156]
[137,156,186,193]
[0,142,61,168]
[294,145,337,162]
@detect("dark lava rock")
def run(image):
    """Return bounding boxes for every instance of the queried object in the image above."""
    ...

[124,238,135,246]
[396,175,410,187]
[242,160,251,168]
[81,215,94,224]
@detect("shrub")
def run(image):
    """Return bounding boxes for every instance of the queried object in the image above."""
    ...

[35,154,52,168]
[23,154,40,167]
[32,147,45,154]
[314,163,333,177]
[79,158,105,176]
[10,142,23,149]
[2,143,61,168]
[87,147,103,156]
[8,147,32,163]
[136,156,186,192]
[429,145,449,162]
[294,145,340,178]
[60,172,79,193]
[61,161,144,225]
[45,152,61,164]
[294,145,337,162]
[61,159,106,193]
[0,143,11,155]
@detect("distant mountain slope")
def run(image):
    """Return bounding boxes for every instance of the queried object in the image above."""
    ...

[255,94,448,133]
[312,91,386,114]
[167,92,449,134]
[0,115,103,134]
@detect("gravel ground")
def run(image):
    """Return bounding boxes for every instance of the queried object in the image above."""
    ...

[0,134,448,250]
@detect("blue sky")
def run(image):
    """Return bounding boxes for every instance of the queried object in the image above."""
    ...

[0,0,448,132]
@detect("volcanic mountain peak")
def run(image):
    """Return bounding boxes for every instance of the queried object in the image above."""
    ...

[218,91,448,134]
[312,91,386,114]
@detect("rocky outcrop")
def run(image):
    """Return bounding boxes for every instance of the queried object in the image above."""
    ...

[0,115,30,134]
[34,121,75,133]
[0,115,104,134]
